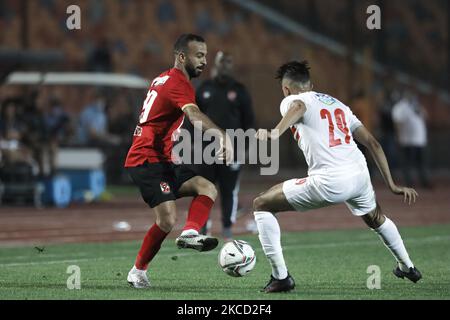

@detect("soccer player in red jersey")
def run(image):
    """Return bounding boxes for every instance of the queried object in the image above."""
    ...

[124,34,233,288]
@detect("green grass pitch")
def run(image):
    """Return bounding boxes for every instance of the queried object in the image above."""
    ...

[0,224,449,300]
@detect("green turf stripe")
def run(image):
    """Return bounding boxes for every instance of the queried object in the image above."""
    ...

[0,234,448,267]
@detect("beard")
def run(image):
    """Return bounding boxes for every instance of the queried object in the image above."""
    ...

[185,62,203,78]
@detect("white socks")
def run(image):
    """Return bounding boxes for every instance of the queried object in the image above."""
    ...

[374,217,414,271]
[254,211,288,280]
[255,212,413,278]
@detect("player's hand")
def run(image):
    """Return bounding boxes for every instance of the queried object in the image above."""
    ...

[390,185,419,205]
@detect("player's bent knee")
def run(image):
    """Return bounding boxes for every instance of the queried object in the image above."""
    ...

[362,205,385,229]
[195,177,218,200]
[202,181,218,200]
[157,214,176,232]
[155,208,177,232]
[253,196,267,212]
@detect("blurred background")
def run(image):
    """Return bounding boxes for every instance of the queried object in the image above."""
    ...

[0,0,448,244]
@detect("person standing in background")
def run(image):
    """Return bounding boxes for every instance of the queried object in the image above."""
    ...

[195,52,255,241]
[391,90,431,189]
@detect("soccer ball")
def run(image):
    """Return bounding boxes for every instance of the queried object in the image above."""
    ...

[218,240,256,277]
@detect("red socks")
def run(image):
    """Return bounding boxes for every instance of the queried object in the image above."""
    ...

[135,223,168,270]
[182,195,214,232]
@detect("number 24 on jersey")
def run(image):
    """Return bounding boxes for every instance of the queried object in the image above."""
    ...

[320,108,351,147]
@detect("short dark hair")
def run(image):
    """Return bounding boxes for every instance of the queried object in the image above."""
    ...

[173,33,205,54]
[275,60,311,84]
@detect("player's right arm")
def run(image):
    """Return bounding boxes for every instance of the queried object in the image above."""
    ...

[182,103,233,163]
[182,103,224,134]
[168,78,232,163]
[255,99,306,141]
[353,125,418,204]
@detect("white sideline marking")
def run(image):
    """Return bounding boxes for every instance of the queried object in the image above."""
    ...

[0,235,448,268]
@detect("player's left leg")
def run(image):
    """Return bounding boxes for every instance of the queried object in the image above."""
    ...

[198,163,218,236]
[175,171,219,251]
[361,204,422,283]
[345,169,421,283]
[253,182,296,293]
[128,200,176,288]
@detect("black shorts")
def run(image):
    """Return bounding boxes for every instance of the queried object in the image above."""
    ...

[126,162,196,208]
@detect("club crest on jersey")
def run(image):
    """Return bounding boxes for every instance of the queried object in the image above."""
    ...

[227,90,237,101]
[160,182,171,194]
[134,125,142,136]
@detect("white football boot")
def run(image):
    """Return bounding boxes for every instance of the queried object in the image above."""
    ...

[127,266,150,288]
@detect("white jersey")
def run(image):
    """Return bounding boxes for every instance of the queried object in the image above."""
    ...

[280,91,366,175]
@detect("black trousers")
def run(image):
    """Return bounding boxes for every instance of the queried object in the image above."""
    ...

[199,163,241,230]
[400,146,430,188]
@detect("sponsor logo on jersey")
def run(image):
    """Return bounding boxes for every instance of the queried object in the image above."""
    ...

[160,182,171,194]
[151,75,170,87]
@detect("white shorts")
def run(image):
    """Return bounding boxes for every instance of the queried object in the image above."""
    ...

[282,165,377,216]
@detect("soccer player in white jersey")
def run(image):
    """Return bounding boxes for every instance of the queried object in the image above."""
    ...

[254,61,421,293]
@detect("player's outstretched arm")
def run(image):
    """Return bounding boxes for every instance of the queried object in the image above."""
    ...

[182,103,233,163]
[182,103,224,133]
[353,125,418,204]
[255,100,306,141]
